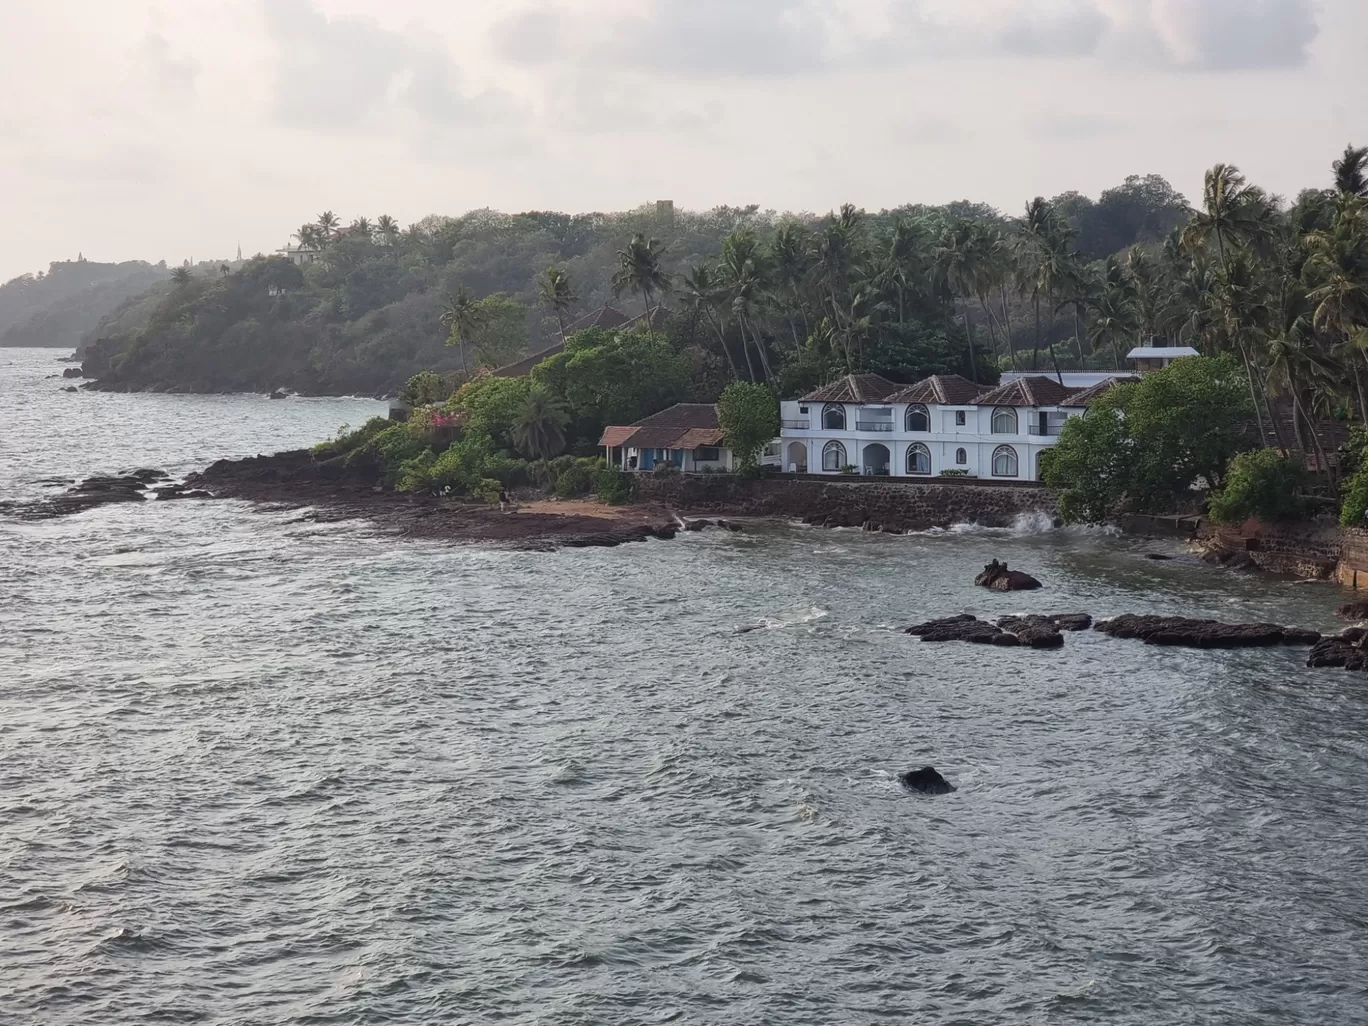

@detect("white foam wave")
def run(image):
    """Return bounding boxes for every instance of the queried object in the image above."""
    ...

[735,605,829,634]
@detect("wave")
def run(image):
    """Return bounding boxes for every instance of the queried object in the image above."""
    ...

[912,511,1119,538]
[735,605,829,634]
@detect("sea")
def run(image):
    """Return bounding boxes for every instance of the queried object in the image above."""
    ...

[3,346,1367,1025]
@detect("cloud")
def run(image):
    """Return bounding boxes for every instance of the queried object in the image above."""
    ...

[995,2,1110,57]
[1145,0,1319,70]
[138,30,202,93]
[261,0,526,139]
[1032,113,1128,141]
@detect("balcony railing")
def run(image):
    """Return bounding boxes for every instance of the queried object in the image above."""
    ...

[781,419,811,430]
[1028,424,1065,437]
[855,421,895,432]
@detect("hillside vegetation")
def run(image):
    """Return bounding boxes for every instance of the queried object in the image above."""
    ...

[0,259,167,349]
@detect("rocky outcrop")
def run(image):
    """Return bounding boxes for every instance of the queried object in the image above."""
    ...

[62,367,84,378]
[974,560,1043,591]
[994,615,1065,649]
[0,472,173,520]
[1308,631,1368,671]
[906,613,1081,649]
[900,767,955,795]
[1336,601,1368,622]
[1095,614,1320,649]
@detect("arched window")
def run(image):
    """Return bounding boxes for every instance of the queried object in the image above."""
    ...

[992,445,1019,477]
[823,403,846,430]
[905,404,929,432]
[956,448,967,465]
[822,440,847,472]
[991,407,1018,434]
[906,443,932,476]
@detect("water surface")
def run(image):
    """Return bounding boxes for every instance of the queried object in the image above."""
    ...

[3,348,1367,1025]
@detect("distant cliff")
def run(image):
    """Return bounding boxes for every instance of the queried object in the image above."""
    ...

[0,260,167,349]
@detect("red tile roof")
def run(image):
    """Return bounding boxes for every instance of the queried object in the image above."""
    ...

[1063,376,1139,407]
[801,374,904,403]
[598,403,724,450]
[888,374,984,406]
[973,375,1078,407]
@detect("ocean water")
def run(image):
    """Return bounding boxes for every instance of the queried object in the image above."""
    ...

[3,347,1368,1025]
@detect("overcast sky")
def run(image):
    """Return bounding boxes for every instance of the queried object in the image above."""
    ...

[1,0,1361,280]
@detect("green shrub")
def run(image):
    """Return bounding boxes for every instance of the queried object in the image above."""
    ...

[312,416,390,458]
[475,477,504,503]
[596,468,633,505]
[1342,463,1368,527]
[940,468,970,477]
[554,457,607,498]
[1209,449,1310,525]
[395,449,438,493]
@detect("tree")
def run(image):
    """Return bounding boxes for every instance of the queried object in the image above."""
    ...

[512,385,571,459]
[440,286,486,376]
[170,267,192,286]
[531,327,690,434]
[538,267,578,339]
[1208,449,1310,524]
[678,263,743,379]
[1333,145,1368,198]
[471,294,529,369]
[1039,404,1135,524]
[717,381,780,474]
[375,215,401,245]
[316,210,341,239]
[612,234,670,320]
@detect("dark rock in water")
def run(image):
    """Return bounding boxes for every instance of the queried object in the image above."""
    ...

[1145,553,1175,561]
[683,519,712,532]
[900,767,955,795]
[716,519,744,532]
[975,559,1042,591]
[129,468,169,482]
[62,386,79,392]
[269,389,289,400]
[1336,601,1368,622]
[62,367,84,378]
[653,525,679,541]
[1308,634,1368,671]
[1095,614,1320,649]
[995,615,1066,649]
[1051,613,1093,632]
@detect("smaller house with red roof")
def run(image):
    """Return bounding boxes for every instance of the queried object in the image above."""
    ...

[599,403,735,473]
[778,372,1118,480]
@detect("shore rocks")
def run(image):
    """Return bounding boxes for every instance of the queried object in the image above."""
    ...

[907,613,1083,649]
[995,615,1066,649]
[61,367,84,378]
[908,614,1019,646]
[975,559,1042,591]
[1308,631,1368,671]
[1094,614,1320,649]
[1336,601,1368,622]
[0,471,176,520]
[900,767,955,795]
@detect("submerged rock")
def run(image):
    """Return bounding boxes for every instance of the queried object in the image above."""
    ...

[1095,614,1320,649]
[62,367,84,378]
[900,767,955,795]
[1309,632,1368,671]
[995,615,1066,649]
[907,614,1017,646]
[1336,601,1368,622]
[975,559,1043,591]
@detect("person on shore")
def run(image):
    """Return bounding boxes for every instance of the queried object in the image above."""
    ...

[499,488,509,512]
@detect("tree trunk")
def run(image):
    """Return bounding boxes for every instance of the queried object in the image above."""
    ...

[1072,306,1085,362]
[705,309,741,380]
[962,298,980,383]
[1031,293,1042,372]
[1236,341,1268,444]
[979,295,1000,357]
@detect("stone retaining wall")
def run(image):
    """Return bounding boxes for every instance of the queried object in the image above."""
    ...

[634,473,1057,533]
[1199,518,1368,584]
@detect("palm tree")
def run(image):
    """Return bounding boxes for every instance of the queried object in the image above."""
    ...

[349,217,374,240]
[1333,145,1368,198]
[315,210,341,240]
[170,266,193,286]
[1015,198,1075,377]
[538,268,578,340]
[719,230,775,380]
[294,224,322,251]
[513,386,571,460]
[612,234,670,322]
[678,263,744,379]
[440,286,486,376]
[769,222,815,344]
[934,219,985,381]
[1264,278,1335,478]
[1087,256,1138,369]
[218,263,231,278]
[375,214,401,245]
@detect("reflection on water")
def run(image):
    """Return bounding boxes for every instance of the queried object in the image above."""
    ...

[3,348,1368,1025]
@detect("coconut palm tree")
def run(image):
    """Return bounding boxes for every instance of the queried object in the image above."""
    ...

[768,222,815,344]
[1087,256,1138,369]
[440,286,486,376]
[349,217,374,240]
[612,234,670,322]
[678,262,744,380]
[934,219,986,381]
[1333,145,1368,198]
[538,267,578,340]
[375,214,401,245]
[170,266,193,286]
[315,210,341,239]
[719,230,774,380]
[513,386,571,460]
[294,224,322,251]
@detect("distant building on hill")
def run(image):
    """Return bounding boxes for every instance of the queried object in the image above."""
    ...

[274,244,320,267]
[1127,345,1200,374]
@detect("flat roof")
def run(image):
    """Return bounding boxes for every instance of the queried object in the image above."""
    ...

[1127,346,1200,359]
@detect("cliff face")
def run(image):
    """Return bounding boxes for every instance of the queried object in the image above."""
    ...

[0,260,165,349]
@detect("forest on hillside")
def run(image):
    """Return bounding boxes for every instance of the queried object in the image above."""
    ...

[0,259,168,349]
[79,173,1192,397]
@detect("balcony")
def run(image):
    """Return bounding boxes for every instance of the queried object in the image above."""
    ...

[781,419,811,430]
[855,421,895,432]
[1028,424,1065,437]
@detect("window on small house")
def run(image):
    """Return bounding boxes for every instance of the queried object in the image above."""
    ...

[992,445,1019,477]
[956,448,967,465]
[955,411,967,426]
[822,403,846,430]
[799,406,809,415]
[905,404,930,432]
[991,408,1018,434]
[906,443,932,475]
[695,447,721,462]
[822,440,846,472]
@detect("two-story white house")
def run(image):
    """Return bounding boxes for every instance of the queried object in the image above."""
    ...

[778,373,1128,481]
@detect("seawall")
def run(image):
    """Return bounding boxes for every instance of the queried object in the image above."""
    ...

[1200,518,1368,586]
[635,474,1057,533]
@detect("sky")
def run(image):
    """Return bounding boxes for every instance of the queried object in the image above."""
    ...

[1,0,1362,281]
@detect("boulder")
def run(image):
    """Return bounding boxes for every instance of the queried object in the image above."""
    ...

[1051,613,1094,632]
[907,614,1016,646]
[1336,601,1368,622]
[269,389,288,400]
[900,767,955,795]
[683,519,712,532]
[1144,553,1175,561]
[62,386,78,392]
[129,468,169,482]
[1308,636,1368,671]
[62,367,84,378]
[975,559,1042,591]
[1095,614,1320,649]
[653,525,679,541]
[995,615,1066,649]
[716,519,744,532]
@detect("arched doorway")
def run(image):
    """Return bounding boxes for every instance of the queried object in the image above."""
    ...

[786,441,808,473]
[863,443,891,477]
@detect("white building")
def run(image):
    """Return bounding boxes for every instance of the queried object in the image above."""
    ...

[1127,346,1200,373]
[601,403,735,473]
[777,373,1133,481]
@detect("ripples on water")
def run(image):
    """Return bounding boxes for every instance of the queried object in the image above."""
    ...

[4,349,1368,1024]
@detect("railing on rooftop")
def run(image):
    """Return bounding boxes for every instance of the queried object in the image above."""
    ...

[1027,424,1064,437]
[855,422,895,432]
[781,419,811,430]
